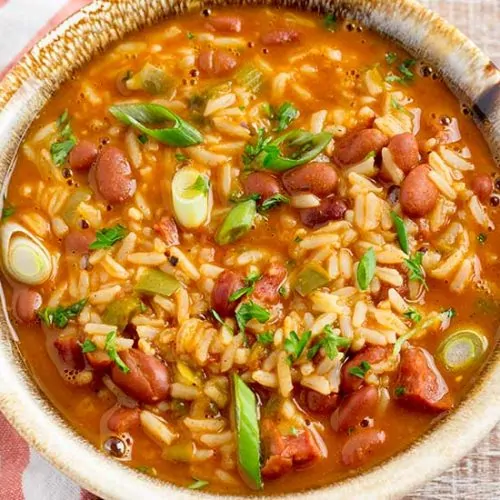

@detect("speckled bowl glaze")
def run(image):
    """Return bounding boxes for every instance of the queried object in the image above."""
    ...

[0,1,499,498]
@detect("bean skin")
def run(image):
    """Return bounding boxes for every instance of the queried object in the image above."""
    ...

[198,49,237,76]
[107,407,141,433]
[111,349,170,404]
[211,270,245,317]
[252,262,287,304]
[333,129,388,167]
[298,389,339,415]
[261,30,300,45]
[300,198,347,228]
[282,162,338,197]
[243,172,281,202]
[331,386,379,432]
[64,230,95,255]
[341,428,386,467]
[400,164,438,218]
[388,133,419,173]
[12,288,42,324]
[68,140,98,170]
[471,174,493,203]
[206,16,242,33]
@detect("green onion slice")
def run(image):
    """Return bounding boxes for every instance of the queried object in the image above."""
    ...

[436,329,488,372]
[109,103,203,147]
[215,199,256,245]
[257,129,332,172]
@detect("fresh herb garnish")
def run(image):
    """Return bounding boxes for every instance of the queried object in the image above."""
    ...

[259,193,290,212]
[187,32,195,40]
[81,339,97,353]
[89,224,128,250]
[105,330,129,373]
[404,251,428,290]
[357,247,377,291]
[188,478,209,490]
[284,330,312,364]
[404,309,422,323]
[235,301,270,333]
[1,198,15,221]
[385,58,416,85]
[278,285,287,297]
[210,308,234,334]
[257,331,274,345]
[38,298,87,329]
[390,97,403,110]
[363,150,376,161]
[272,102,299,132]
[175,153,188,163]
[477,233,487,244]
[395,386,406,397]
[242,128,273,168]
[442,307,456,319]
[307,324,350,360]
[186,175,210,195]
[229,271,262,302]
[324,13,337,32]
[390,211,409,254]
[385,52,397,64]
[348,360,371,379]
[137,133,149,144]
[50,109,76,166]
[135,465,156,475]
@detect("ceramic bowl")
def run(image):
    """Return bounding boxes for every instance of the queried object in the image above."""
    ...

[0,1,499,498]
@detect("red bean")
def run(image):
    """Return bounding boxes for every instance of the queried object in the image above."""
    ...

[68,141,98,170]
[282,162,338,197]
[400,164,438,218]
[54,336,85,371]
[333,129,388,167]
[252,262,287,304]
[388,133,419,173]
[153,216,180,247]
[111,349,170,404]
[12,288,42,324]
[300,198,347,228]
[206,16,242,33]
[107,407,141,433]
[396,347,453,412]
[243,172,281,202]
[92,146,136,204]
[64,230,95,255]
[299,389,339,415]
[331,386,379,432]
[261,30,300,45]
[211,270,245,317]
[341,428,386,467]
[198,49,237,76]
[471,174,493,203]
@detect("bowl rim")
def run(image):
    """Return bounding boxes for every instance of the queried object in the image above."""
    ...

[0,1,500,499]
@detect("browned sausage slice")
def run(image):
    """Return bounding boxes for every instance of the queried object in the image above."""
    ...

[12,288,42,324]
[282,162,338,197]
[300,198,347,228]
[396,347,453,412]
[153,216,180,247]
[388,133,419,173]
[206,16,242,33]
[331,386,379,432]
[111,348,170,404]
[107,407,141,433]
[333,129,388,167]
[298,389,339,415]
[69,140,98,170]
[471,174,493,203]
[211,269,245,317]
[198,49,238,76]
[261,30,300,45]
[399,164,438,218]
[242,171,281,202]
[92,146,136,204]
[341,428,386,467]
[252,262,287,304]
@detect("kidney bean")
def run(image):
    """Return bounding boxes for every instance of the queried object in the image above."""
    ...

[299,389,339,415]
[111,349,170,404]
[331,386,379,432]
[153,216,180,247]
[341,346,391,393]
[68,140,98,171]
[54,336,85,371]
[333,129,388,167]
[341,428,386,467]
[198,49,237,76]
[300,198,347,228]
[396,347,453,412]
[64,230,96,255]
[211,270,245,317]
[261,29,300,45]
[282,162,338,197]
[86,350,113,370]
[399,164,438,218]
[12,288,42,324]
[206,16,242,33]
[388,133,419,173]
[252,262,287,304]
[243,172,281,202]
[471,174,493,203]
[92,145,136,204]
[107,407,140,433]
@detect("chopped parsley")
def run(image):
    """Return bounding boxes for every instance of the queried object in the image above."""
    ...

[284,330,312,364]
[188,478,209,490]
[395,386,406,397]
[229,271,261,302]
[385,52,398,64]
[257,331,274,345]
[442,307,456,319]
[1,198,15,221]
[80,339,97,353]
[272,102,299,132]
[278,285,287,297]
[210,308,233,334]
[307,324,351,360]
[385,58,416,85]
[357,247,377,291]
[50,109,76,166]
[137,133,148,144]
[186,175,210,195]
[105,330,129,373]
[187,32,195,40]
[404,251,428,290]
[259,193,290,213]
[477,233,487,244]
[363,150,376,160]
[348,360,371,379]
[235,301,270,334]
[324,13,337,32]
[175,152,188,163]
[404,309,422,324]
[135,465,156,475]
[89,224,128,250]
[390,97,403,110]
[242,128,273,168]
[38,298,87,329]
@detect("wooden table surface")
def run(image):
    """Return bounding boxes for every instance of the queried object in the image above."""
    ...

[409,1,500,498]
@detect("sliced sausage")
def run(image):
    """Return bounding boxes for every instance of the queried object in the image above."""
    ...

[206,16,241,33]
[261,30,300,45]
[300,198,347,228]
[400,164,438,218]
[341,428,386,467]
[198,49,237,76]
[86,350,113,370]
[298,389,339,415]
[387,133,419,173]
[68,140,98,171]
[242,172,281,202]
[261,455,293,479]
[333,129,388,167]
[64,230,96,255]
[54,336,85,371]
[12,288,42,324]
[111,348,170,404]
[396,347,453,412]
[331,386,379,432]
[282,162,338,197]
[107,407,141,433]
[341,346,391,393]
[211,270,245,317]
[253,262,287,304]
[92,145,136,204]
[153,216,180,247]
[471,174,493,203]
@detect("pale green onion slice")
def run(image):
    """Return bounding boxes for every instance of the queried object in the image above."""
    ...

[436,329,488,372]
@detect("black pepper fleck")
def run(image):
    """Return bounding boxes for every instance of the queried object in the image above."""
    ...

[421,65,433,78]
[495,178,500,191]
[189,68,199,78]
[81,220,90,229]
[202,8,211,17]
[490,195,499,207]
[168,255,179,266]
[247,41,255,48]
[387,185,400,205]
[439,115,452,126]
[62,168,72,179]
[262,48,269,54]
